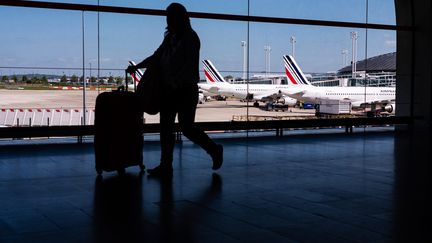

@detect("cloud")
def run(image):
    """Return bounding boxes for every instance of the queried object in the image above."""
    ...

[385,40,396,47]
[0,57,17,63]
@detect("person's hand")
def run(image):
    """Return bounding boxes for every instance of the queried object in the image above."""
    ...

[126,65,137,74]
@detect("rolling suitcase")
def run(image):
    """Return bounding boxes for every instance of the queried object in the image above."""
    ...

[94,71,144,175]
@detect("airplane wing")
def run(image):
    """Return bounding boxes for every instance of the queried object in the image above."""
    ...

[253,92,297,106]
[198,83,219,95]
[377,99,396,104]
[282,90,305,99]
[254,92,282,101]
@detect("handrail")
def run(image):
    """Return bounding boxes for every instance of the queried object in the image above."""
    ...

[0,116,413,139]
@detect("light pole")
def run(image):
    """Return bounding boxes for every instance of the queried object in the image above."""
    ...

[290,36,296,58]
[350,31,358,78]
[241,41,247,81]
[341,49,348,67]
[89,62,92,85]
[264,45,271,76]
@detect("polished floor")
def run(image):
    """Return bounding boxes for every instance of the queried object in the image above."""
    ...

[0,128,431,243]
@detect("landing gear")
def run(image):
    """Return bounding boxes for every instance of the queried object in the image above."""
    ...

[253,101,260,107]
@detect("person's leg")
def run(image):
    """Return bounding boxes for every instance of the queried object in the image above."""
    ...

[147,105,177,176]
[178,85,223,170]
[159,109,176,166]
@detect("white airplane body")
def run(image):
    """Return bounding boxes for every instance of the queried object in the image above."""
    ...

[199,60,297,106]
[282,55,396,113]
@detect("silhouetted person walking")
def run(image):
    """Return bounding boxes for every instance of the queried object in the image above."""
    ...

[127,3,223,177]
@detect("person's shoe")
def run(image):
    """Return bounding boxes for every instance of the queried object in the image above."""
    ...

[211,144,223,170]
[147,164,173,177]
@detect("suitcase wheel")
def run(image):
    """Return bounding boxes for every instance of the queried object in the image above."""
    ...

[139,164,145,171]
[96,168,103,175]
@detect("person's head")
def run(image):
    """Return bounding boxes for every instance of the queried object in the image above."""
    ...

[166,3,191,34]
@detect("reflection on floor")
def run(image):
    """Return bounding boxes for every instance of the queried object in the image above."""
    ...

[0,129,431,242]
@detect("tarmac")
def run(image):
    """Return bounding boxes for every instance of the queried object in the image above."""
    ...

[0,90,316,123]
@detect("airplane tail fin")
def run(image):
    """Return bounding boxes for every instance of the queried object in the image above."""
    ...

[128,60,144,83]
[202,60,228,84]
[283,55,311,85]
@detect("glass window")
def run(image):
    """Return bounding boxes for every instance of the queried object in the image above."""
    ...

[101,0,248,15]
[0,7,82,71]
[0,0,399,134]
[367,0,396,25]
[250,0,367,23]
[0,7,92,126]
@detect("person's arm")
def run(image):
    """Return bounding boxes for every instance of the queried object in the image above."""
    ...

[126,55,154,74]
[134,55,154,69]
[126,36,167,73]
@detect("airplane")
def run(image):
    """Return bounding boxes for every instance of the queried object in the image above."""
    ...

[282,55,396,114]
[199,59,297,107]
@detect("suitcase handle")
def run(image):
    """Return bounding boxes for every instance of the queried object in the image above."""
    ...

[125,70,129,92]
[125,67,137,92]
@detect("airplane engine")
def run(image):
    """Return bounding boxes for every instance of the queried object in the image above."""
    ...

[384,103,396,114]
[276,97,297,106]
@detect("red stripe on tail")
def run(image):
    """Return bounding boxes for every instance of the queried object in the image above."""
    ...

[204,70,215,83]
[285,67,298,85]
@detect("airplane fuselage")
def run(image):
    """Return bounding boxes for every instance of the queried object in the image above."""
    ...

[199,83,297,105]
[285,85,396,107]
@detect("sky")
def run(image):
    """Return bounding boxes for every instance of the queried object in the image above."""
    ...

[0,0,396,78]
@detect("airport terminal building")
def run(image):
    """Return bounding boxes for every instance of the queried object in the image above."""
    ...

[311,52,396,87]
